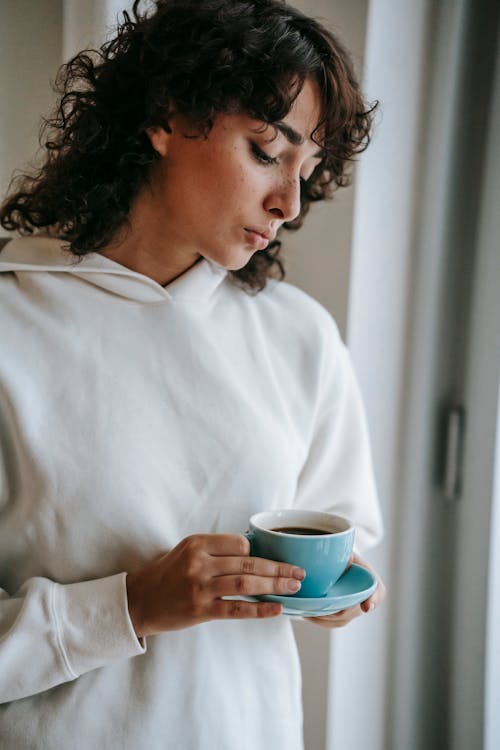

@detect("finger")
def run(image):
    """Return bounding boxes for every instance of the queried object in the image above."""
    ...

[209,573,303,598]
[360,593,381,612]
[304,616,346,628]
[305,614,355,628]
[207,534,251,556]
[360,579,387,612]
[211,556,305,581]
[306,609,347,621]
[305,605,362,625]
[360,598,376,613]
[210,599,283,620]
[184,534,251,557]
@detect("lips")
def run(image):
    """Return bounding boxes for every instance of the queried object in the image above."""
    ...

[244,227,276,243]
[243,228,272,250]
[246,228,271,241]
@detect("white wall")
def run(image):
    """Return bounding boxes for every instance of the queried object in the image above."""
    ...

[286,0,368,338]
[329,1,430,748]
[482,54,500,748]
[485,392,500,750]
[0,0,62,207]
[62,0,131,60]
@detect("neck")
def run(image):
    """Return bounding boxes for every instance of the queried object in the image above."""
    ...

[100,188,201,286]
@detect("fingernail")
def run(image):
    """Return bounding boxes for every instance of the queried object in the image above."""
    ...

[293,567,306,580]
[287,580,301,593]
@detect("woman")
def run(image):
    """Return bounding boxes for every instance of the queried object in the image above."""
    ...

[0,1,385,748]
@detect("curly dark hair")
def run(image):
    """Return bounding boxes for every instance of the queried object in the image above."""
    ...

[0,0,376,292]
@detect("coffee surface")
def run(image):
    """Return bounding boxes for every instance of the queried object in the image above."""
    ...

[270,526,331,535]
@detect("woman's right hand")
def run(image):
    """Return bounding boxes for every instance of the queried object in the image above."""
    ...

[125,534,305,637]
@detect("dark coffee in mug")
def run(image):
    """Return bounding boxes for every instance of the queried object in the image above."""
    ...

[270,526,331,535]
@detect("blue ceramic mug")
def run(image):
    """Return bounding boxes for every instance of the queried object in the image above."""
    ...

[246,509,354,598]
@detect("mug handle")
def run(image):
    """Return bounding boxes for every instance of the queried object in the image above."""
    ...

[243,530,254,553]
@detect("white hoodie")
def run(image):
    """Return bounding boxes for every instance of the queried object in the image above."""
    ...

[0,236,382,749]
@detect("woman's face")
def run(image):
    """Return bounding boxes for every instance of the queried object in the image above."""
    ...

[145,78,324,272]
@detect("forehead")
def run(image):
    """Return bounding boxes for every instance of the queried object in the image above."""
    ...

[282,78,323,143]
[283,79,321,138]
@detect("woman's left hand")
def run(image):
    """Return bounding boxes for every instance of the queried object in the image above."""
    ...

[303,551,386,628]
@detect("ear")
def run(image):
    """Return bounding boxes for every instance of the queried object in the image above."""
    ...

[145,126,170,157]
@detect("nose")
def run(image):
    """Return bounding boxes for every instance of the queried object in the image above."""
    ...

[264,176,302,223]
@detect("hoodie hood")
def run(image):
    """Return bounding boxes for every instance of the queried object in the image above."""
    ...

[0,236,228,303]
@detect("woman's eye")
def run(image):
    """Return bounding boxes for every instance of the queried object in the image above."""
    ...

[250,142,279,166]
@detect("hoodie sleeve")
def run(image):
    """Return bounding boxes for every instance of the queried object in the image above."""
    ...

[293,319,383,553]
[0,374,145,704]
[0,573,145,703]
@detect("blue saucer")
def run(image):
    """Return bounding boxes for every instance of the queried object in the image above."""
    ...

[256,563,377,616]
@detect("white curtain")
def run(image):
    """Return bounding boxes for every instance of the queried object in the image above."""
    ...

[332,0,500,748]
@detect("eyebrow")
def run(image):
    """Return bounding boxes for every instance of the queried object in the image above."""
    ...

[274,122,324,159]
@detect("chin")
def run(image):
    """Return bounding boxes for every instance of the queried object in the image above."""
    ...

[210,247,257,271]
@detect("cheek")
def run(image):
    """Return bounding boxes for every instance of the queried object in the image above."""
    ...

[162,143,268,218]
[214,156,247,191]
[207,165,259,213]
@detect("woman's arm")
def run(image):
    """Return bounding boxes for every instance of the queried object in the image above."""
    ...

[0,572,144,703]
[0,535,305,702]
